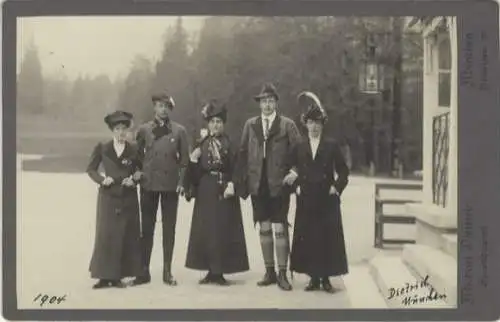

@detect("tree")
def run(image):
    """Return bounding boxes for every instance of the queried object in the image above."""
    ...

[116,55,155,124]
[151,17,194,135]
[42,72,71,118]
[17,42,44,114]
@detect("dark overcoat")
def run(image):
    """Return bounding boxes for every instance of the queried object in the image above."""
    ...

[184,134,249,274]
[289,137,349,277]
[86,140,143,280]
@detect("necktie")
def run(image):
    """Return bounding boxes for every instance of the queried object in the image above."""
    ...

[263,118,270,159]
[264,118,270,139]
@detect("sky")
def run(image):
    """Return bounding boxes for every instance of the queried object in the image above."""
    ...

[16,16,206,81]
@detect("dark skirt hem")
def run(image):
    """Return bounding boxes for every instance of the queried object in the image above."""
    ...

[185,264,250,275]
[290,268,349,278]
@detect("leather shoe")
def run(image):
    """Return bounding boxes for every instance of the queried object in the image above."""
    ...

[213,274,230,286]
[199,272,213,285]
[163,271,178,286]
[277,269,292,291]
[257,268,277,286]
[92,280,111,289]
[110,280,126,288]
[304,278,321,291]
[131,276,151,286]
[321,278,336,293]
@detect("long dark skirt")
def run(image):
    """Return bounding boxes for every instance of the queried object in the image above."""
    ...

[89,188,142,280]
[290,187,348,277]
[185,174,249,274]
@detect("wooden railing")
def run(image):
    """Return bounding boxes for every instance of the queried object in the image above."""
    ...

[374,182,423,248]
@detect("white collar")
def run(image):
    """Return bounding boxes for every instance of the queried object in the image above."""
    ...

[309,135,321,142]
[113,138,125,146]
[261,111,277,123]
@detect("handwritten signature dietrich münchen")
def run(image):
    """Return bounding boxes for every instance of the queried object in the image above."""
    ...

[387,275,447,306]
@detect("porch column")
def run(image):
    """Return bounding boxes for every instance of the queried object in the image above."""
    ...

[447,17,458,219]
[422,33,437,206]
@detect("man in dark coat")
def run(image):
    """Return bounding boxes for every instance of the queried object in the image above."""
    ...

[289,92,349,293]
[236,83,302,291]
[131,92,190,286]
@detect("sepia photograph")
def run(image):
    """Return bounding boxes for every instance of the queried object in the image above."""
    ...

[16,15,458,310]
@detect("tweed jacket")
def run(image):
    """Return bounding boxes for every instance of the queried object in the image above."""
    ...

[136,119,190,192]
[236,113,301,198]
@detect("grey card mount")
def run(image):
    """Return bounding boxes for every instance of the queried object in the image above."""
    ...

[3,0,500,320]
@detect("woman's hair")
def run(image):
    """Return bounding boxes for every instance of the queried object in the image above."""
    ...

[109,120,131,130]
[207,115,226,124]
[300,115,327,126]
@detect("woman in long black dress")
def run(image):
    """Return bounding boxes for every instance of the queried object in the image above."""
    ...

[289,93,349,293]
[184,100,249,286]
[86,110,143,289]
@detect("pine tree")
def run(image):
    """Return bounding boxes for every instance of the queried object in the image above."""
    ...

[17,41,44,114]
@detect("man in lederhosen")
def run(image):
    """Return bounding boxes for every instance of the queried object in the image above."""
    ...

[236,83,302,291]
[131,92,189,286]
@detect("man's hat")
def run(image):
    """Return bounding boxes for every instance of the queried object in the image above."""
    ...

[201,99,227,122]
[297,91,328,124]
[104,110,133,129]
[152,91,175,109]
[254,83,279,102]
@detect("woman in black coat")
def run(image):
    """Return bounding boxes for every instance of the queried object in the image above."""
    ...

[183,100,249,286]
[289,96,349,293]
[86,110,143,289]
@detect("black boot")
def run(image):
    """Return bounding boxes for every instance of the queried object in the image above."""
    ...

[163,269,178,286]
[213,274,230,286]
[277,269,292,291]
[110,280,126,288]
[92,279,111,289]
[257,267,277,286]
[131,270,151,286]
[199,272,213,285]
[304,277,321,291]
[321,277,336,293]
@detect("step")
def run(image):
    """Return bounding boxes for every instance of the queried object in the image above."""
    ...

[405,203,457,249]
[442,234,457,260]
[369,255,452,308]
[343,265,388,308]
[402,244,457,306]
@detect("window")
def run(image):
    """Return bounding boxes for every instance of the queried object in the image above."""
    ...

[437,33,451,107]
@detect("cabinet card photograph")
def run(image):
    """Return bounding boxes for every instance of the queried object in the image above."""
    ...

[15,15,458,309]
[5,1,499,320]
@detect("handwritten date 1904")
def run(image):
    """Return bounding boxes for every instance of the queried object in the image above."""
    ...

[33,293,67,307]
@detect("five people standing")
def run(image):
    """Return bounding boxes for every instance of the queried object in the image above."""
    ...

[87,84,349,293]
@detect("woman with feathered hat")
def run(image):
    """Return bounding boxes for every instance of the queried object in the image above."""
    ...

[289,92,350,293]
[86,110,143,289]
[183,100,249,286]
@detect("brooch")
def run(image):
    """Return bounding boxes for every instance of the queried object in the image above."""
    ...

[121,159,132,166]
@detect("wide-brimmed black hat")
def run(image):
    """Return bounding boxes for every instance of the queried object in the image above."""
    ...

[104,110,133,129]
[201,99,227,122]
[298,91,328,124]
[254,83,279,102]
[152,91,175,109]
[302,104,328,123]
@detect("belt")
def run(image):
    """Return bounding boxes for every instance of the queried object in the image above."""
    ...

[208,170,223,175]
